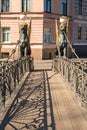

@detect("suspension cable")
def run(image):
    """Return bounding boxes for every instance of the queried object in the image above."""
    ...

[63,31,79,59]
[6,40,19,62]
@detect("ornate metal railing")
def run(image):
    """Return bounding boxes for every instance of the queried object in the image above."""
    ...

[0,56,34,106]
[53,57,87,107]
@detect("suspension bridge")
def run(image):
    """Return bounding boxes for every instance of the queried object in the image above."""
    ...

[0,57,87,130]
[0,14,87,130]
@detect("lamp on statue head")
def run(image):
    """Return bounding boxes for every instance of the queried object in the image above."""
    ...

[59,16,69,34]
[19,13,27,25]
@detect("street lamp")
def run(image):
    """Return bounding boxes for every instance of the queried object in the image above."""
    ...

[59,16,69,34]
[20,14,27,20]
[60,16,68,23]
[19,13,27,25]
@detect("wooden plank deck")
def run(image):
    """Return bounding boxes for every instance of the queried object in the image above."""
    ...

[0,60,87,130]
[48,71,87,130]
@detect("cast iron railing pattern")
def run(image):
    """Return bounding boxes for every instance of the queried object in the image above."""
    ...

[0,56,34,106]
[53,57,87,107]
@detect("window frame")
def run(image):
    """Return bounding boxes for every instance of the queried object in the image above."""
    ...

[44,28,51,44]
[2,27,10,43]
[62,0,67,16]
[77,26,82,40]
[85,28,87,40]
[22,0,31,12]
[1,53,9,58]
[44,0,51,13]
[78,0,82,15]
[1,0,10,12]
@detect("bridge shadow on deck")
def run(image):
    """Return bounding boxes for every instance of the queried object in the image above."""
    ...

[0,70,56,130]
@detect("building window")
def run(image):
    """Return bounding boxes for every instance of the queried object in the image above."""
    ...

[78,26,82,40]
[1,53,9,58]
[22,0,31,12]
[85,28,87,40]
[44,0,51,12]
[78,0,82,15]
[44,28,51,43]
[62,0,67,16]
[2,28,10,43]
[1,0,9,12]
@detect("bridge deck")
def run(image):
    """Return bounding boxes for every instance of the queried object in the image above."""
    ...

[0,60,87,130]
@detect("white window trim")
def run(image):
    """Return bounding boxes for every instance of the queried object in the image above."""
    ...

[2,27,10,43]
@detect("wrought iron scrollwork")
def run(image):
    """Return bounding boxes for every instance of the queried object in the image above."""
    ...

[0,56,34,107]
[53,57,87,107]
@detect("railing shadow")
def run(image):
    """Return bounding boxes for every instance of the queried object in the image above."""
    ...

[0,70,56,130]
